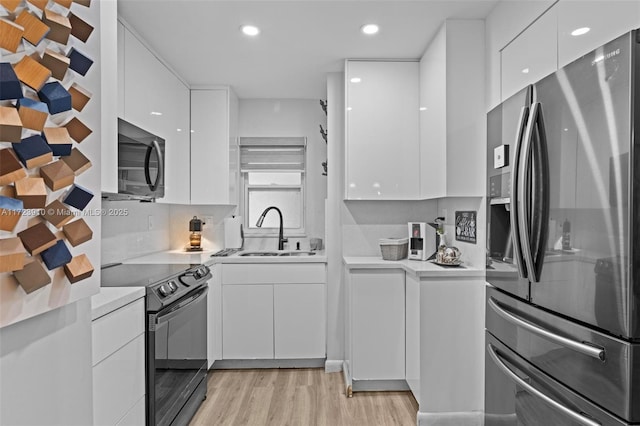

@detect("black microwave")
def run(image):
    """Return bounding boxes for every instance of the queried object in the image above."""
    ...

[106,118,165,200]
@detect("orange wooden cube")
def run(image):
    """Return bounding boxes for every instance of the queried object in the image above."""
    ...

[0,237,26,272]
[60,147,91,176]
[15,10,50,47]
[15,177,47,209]
[0,105,22,143]
[42,199,74,228]
[0,18,24,53]
[14,259,51,293]
[62,218,92,246]
[64,117,92,143]
[43,126,73,156]
[16,98,48,132]
[54,0,73,8]
[40,159,75,191]
[42,9,71,45]
[13,55,51,91]
[68,83,91,112]
[26,0,48,10]
[0,185,16,198]
[0,0,22,12]
[0,148,27,186]
[64,254,93,283]
[17,221,56,255]
[40,49,70,81]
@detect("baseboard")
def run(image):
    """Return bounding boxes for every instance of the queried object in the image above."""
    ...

[416,411,483,426]
[352,379,410,392]
[212,358,325,369]
[324,359,343,373]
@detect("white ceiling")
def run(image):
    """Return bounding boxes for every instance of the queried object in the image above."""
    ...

[118,0,499,99]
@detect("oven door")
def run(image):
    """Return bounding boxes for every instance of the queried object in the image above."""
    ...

[485,332,629,426]
[148,285,208,426]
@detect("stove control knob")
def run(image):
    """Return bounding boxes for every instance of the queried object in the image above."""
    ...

[168,281,178,293]
[158,285,169,297]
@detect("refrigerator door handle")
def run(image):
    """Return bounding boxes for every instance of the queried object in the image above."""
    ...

[488,297,606,361]
[510,105,529,279]
[487,344,602,426]
[518,102,538,282]
[530,102,550,281]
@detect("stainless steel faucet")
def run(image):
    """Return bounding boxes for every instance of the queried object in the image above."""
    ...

[256,206,288,250]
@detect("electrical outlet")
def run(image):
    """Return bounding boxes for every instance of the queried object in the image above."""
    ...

[203,216,213,226]
[148,215,154,230]
[441,209,448,222]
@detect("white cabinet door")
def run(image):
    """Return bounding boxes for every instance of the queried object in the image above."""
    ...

[501,7,558,101]
[190,89,238,205]
[405,273,420,401]
[274,283,325,359]
[557,1,640,69]
[123,28,158,132]
[222,284,274,359]
[350,270,405,380]
[116,21,124,119]
[345,60,420,200]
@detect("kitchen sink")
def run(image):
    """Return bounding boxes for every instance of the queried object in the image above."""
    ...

[238,251,317,257]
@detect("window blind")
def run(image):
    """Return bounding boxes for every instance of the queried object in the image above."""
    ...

[239,137,306,172]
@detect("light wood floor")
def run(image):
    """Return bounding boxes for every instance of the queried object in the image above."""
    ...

[189,368,418,426]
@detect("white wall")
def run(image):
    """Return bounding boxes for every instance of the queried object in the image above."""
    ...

[0,300,93,425]
[168,204,236,251]
[238,99,328,242]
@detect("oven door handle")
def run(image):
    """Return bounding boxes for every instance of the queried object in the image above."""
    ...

[155,286,208,326]
[487,344,601,426]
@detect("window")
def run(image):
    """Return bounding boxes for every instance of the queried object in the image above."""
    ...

[240,137,306,236]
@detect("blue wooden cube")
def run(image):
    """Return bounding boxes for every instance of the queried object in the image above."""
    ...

[0,63,22,100]
[67,48,93,76]
[0,195,23,232]
[38,82,72,115]
[12,134,53,169]
[40,239,72,270]
[17,98,49,132]
[63,184,94,210]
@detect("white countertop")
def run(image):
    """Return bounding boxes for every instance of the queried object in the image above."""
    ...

[91,287,145,320]
[123,249,327,265]
[343,256,485,278]
[123,249,216,265]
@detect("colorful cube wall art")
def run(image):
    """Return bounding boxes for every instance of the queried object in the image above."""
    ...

[26,0,48,10]
[0,237,25,273]
[12,134,53,168]
[0,105,22,143]
[68,12,94,43]
[40,239,72,270]
[42,8,71,45]
[62,218,92,246]
[13,55,51,91]
[0,62,22,100]
[40,48,70,80]
[73,0,91,7]
[15,176,47,209]
[15,10,50,47]
[60,147,91,175]
[17,221,56,255]
[42,127,73,156]
[63,184,93,210]
[68,83,91,112]
[67,47,93,76]
[17,98,48,132]
[38,81,72,115]
[0,0,22,13]
[40,159,75,191]
[13,259,51,294]
[0,18,24,53]
[0,196,23,232]
[64,254,93,283]
[64,117,91,143]
[0,148,27,186]
[42,199,73,228]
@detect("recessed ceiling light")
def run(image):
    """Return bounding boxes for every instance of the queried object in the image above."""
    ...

[350,77,361,83]
[361,24,379,35]
[521,68,530,74]
[419,107,427,111]
[571,27,590,36]
[241,25,260,36]
[150,111,163,116]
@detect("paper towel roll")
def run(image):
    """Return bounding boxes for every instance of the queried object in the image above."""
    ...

[224,216,244,249]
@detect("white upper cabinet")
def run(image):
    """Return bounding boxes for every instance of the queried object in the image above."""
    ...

[116,21,124,119]
[419,20,485,198]
[557,1,640,69]
[501,7,558,101]
[190,88,239,205]
[345,60,420,200]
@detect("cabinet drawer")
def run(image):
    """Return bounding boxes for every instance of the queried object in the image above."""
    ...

[93,334,145,426]
[222,263,326,285]
[92,298,144,365]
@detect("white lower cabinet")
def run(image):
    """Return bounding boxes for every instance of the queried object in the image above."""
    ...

[92,298,145,426]
[405,273,420,401]
[348,269,405,381]
[221,263,326,360]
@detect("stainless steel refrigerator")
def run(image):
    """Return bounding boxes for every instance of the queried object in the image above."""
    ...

[485,29,640,425]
